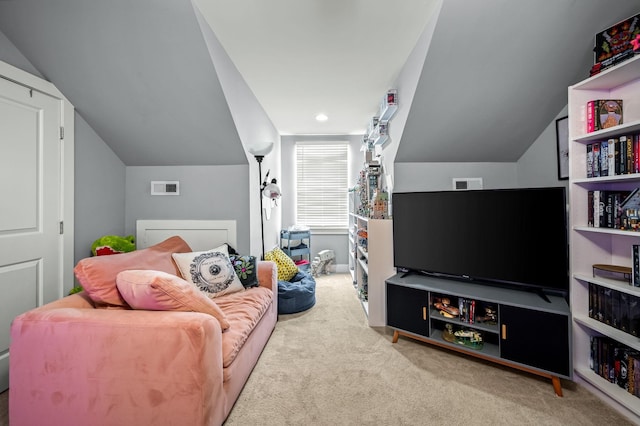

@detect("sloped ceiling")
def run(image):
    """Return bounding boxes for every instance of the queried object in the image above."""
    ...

[0,0,247,166]
[397,0,640,163]
[0,0,638,166]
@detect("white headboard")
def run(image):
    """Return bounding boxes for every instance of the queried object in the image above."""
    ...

[136,220,237,251]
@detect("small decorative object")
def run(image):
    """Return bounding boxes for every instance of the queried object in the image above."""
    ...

[632,34,640,51]
[433,297,460,318]
[592,263,632,284]
[442,324,456,343]
[454,329,483,350]
[91,235,136,256]
[310,249,335,277]
[476,306,498,325]
[591,13,640,75]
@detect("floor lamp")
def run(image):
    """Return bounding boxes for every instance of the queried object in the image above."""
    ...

[249,142,274,260]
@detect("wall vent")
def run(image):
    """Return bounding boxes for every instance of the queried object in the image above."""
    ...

[452,178,483,190]
[151,181,180,195]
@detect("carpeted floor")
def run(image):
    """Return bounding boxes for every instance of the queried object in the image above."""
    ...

[224,273,635,425]
[0,273,636,425]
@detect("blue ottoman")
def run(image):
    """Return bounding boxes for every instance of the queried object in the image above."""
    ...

[278,271,316,314]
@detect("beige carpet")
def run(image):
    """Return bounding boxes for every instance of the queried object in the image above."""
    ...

[224,273,635,426]
[0,274,635,425]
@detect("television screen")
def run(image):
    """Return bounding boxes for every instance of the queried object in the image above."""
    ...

[392,187,569,295]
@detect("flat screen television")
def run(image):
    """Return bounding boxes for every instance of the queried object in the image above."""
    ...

[392,187,569,299]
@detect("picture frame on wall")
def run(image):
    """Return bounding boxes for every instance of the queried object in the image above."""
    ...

[556,116,569,180]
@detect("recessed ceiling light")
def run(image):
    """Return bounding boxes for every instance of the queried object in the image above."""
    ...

[315,113,328,122]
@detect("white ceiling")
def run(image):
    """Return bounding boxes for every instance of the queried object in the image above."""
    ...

[194,0,439,135]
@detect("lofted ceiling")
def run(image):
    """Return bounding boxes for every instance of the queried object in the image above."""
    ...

[0,0,638,166]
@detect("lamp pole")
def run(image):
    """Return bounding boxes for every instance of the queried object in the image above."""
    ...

[255,155,266,260]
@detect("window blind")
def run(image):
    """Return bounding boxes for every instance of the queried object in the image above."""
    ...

[295,142,349,230]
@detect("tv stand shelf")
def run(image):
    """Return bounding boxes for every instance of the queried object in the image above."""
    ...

[386,273,571,396]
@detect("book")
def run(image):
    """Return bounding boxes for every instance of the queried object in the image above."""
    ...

[596,285,605,322]
[603,287,613,325]
[586,99,623,132]
[630,295,640,336]
[589,282,597,318]
[592,142,600,177]
[588,190,594,227]
[634,245,640,287]
[600,140,609,177]
[620,292,630,333]
[626,134,634,174]
[619,137,627,174]
[586,144,593,178]
[615,137,622,175]
[611,290,621,329]
[629,352,636,395]
[635,134,640,174]
[608,138,617,175]
[593,190,601,228]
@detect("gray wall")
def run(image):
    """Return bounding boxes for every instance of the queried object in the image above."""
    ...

[518,105,570,191]
[124,165,250,254]
[74,115,126,262]
[0,29,126,266]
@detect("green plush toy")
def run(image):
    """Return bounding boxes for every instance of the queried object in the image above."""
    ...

[91,234,136,256]
[69,235,137,296]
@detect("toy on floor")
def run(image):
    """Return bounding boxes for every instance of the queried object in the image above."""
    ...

[311,249,335,277]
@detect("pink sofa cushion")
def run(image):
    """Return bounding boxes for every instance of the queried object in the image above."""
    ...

[74,236,192,307]
[214,286,273,370]
[116,269,231,331]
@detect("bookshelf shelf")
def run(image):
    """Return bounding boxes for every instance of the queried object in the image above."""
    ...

[569,55,640,422]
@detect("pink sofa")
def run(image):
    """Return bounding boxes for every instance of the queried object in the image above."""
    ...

[9,236,278,426]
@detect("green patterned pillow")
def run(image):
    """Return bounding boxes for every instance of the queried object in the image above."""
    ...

[230,254,259,288]
[265,247,298,281]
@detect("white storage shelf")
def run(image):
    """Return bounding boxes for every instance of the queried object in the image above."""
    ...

[568,54,640,422]
[351,214,394,327]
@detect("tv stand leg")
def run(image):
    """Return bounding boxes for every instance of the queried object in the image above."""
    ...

[392,330,399,343]
[551,376,563,397]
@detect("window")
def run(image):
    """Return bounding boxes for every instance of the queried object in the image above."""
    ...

[295,142,349,231]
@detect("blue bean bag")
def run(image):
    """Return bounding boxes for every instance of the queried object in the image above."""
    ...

[277,271,316,314]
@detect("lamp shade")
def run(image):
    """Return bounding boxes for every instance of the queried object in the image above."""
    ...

[262,180,281,199]
[248,141,274,157]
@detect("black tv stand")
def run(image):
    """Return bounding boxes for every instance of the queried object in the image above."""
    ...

[385,273,571,396]
[534,288,551,303]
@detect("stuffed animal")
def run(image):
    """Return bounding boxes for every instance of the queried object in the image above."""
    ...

[91,235,136,256]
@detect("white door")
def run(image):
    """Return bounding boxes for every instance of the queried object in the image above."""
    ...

[0,77,62,392]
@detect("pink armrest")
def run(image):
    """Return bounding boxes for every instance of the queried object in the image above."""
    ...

[10,296,225,425]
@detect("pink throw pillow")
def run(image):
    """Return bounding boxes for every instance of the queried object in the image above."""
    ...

[74,236,192,307]
[116,269,230,331]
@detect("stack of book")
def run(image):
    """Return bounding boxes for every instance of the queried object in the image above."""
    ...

[586,133,639,177]
[590,335,640,398]
[588,282,640,335]
[587,189,634,229]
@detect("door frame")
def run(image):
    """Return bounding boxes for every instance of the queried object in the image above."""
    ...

[0,60,75,296]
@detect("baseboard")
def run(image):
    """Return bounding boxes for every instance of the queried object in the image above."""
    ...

[334,264,348,273]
